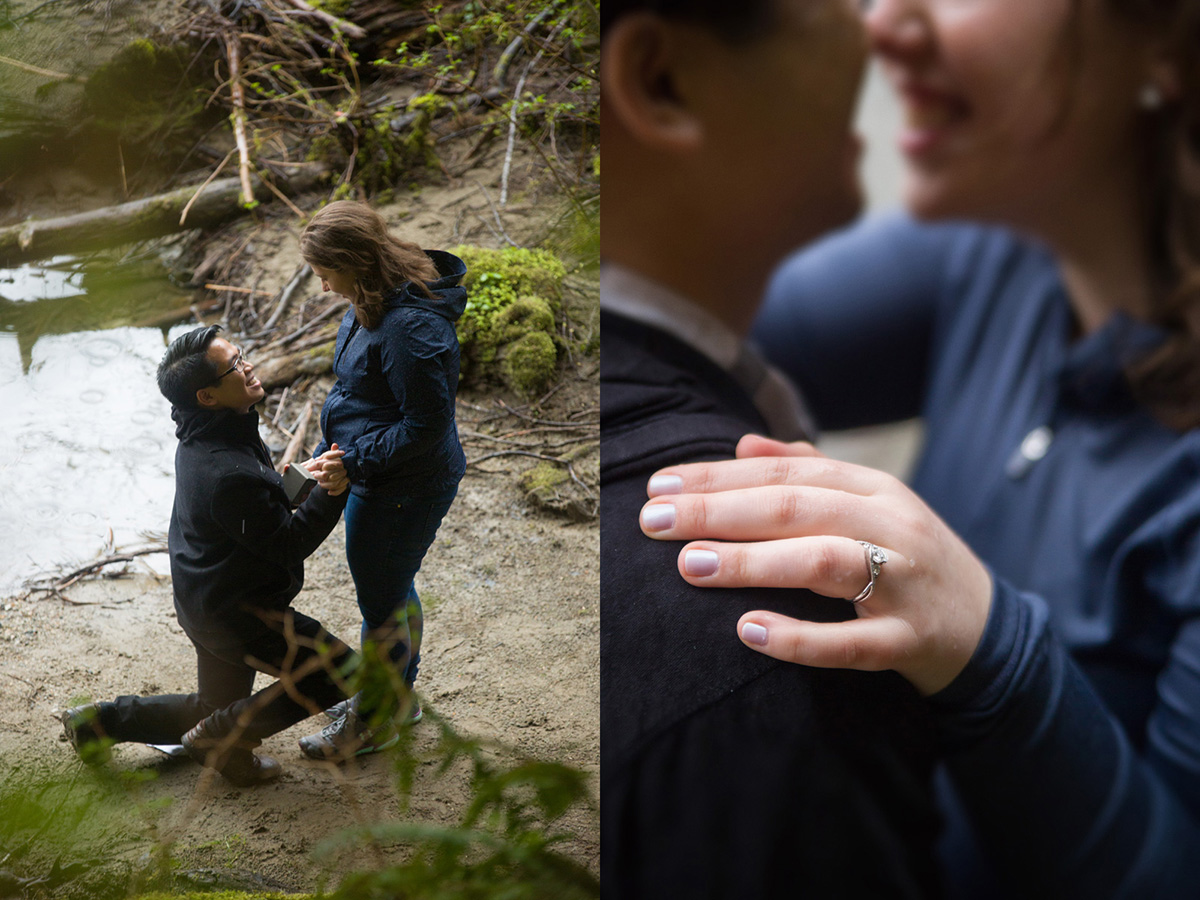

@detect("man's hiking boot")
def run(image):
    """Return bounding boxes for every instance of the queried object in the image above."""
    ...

[61,704,113,764]
[181,716,282,787]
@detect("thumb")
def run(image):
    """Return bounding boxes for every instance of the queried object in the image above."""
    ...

[736,434,824,460]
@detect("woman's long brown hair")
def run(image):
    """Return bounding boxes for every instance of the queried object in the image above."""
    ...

[1109,0,1200,429]
[299,201,439,330]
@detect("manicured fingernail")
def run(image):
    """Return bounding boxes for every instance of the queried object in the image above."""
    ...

[641,503,676,531]
[742,623,768,646]
[684,549,719,577]
[648,475,683,495]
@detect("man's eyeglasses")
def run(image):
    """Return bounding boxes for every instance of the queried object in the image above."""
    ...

[213,350,247,383]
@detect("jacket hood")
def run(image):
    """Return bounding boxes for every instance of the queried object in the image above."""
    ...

[388,250,467,324]
[173,404,260,444]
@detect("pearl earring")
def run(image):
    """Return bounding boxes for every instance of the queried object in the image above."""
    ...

[1139,83,1165,111]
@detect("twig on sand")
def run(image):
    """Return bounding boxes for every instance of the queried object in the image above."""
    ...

[204,283,275,297]
[22,545,169,600]
[0,53,84,83]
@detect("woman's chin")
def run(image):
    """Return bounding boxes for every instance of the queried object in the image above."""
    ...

[902,174,967,223]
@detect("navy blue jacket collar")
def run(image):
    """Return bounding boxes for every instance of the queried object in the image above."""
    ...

[385,250,467,324]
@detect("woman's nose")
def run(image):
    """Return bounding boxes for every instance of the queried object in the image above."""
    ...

[865,0,931,58]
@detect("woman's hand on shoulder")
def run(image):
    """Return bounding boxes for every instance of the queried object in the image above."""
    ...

[639,435,993,695]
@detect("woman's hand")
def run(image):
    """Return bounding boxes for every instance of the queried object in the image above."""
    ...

[305,443,350,496]
[639,434,994,695]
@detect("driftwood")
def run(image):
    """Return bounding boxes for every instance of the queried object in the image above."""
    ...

[252,339,335,390]
[0,164,329,267]
[493,5,555,88]
[350,0,461,52]
[280,399,315,468]
[22,544,168,600]
[224,33,256,209]
[132,297,225,329]
[283,0,368,39]
[251,301,343,355]
[262,263,312,332]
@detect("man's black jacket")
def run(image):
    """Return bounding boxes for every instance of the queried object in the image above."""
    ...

[168,405,346,633]
[601,311,943,900]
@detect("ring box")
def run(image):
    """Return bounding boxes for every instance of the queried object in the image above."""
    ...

[282,462,317,505]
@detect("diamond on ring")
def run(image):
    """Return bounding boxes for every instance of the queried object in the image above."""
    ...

[851,540,888,603]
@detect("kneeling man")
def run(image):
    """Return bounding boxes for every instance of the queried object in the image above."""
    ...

[64,325,355,785]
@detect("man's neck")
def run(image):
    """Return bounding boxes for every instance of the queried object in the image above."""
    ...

[602,238,768,339]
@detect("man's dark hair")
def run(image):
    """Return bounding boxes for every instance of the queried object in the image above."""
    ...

[601,0,777,40]
[157,324,223,409]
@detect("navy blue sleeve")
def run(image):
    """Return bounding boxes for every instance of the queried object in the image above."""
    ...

[754,214,955,430]
[340,314,457,483]
[930,576,1200,898]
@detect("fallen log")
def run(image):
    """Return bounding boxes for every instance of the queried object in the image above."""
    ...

[0,164,329,267]
[252,339,336,390]
[132,297,225,329]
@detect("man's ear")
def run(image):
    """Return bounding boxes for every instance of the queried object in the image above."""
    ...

[195,387,220,410]
[601,12,702,152]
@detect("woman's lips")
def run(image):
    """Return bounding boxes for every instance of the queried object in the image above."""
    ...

[896,84,969,156]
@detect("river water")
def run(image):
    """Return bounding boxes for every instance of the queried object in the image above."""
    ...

[0,256,198,597]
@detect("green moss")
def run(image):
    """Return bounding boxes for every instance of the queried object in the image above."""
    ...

[305,341,335,361]
[452,245,566,324]
[502,330,558,398]
[133,893,312,900]
[308,0,352,15]
[451,246,568,387]
[84,40,209,151]
[495,295,555,344]
[519,461,568,499]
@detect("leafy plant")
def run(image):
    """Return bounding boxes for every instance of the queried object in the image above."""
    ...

[453,245,565,325]
[0,762,159,898]
[315,704,598,900]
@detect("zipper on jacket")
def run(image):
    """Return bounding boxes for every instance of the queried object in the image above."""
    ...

[334,318,362,371]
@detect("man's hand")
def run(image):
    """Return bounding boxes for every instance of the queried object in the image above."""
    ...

[305,443,350,496]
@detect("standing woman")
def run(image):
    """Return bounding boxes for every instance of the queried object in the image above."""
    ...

[637,0,1200,896]
[297,200,467,759]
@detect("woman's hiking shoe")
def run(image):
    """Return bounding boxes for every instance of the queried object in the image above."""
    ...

[322,698,352,720]
[299,710,400,760]
[322,695,423,724]
[181,717,282,787]
[61,704,113,764]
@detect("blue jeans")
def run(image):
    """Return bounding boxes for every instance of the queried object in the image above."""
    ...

[344,484,457,697]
